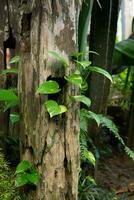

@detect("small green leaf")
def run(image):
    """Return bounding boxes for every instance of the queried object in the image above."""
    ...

[87,176,96,184]
[88,66,113,82]
[10,113,20,124]
[9,56,21,64]
[4,100,19,111]
[36,80,61,94]
[16,160,32,174]
[45,100,67,118]
[59,105,67,114]
[1,68,18,74]
[75,60,91,68]
[65,74,83,87]
[27,168,40,186]
[15,173,28,187]
[85,151,96,166]
[0,89,18,102]
[48,51,69,68]
[81,80,88,92]
[71,95,91,107]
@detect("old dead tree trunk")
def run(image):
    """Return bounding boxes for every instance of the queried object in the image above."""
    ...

[18,1,80,199]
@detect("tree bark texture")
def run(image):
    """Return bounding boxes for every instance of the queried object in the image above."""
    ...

[87,0,119,137]
[18,1,80,199]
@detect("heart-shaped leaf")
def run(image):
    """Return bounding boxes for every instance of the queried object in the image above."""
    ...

[71,95,91,107]
[16,160,32,174]
[65,74,83,87]
[36,80,61,94]
[15,173,29,187]
[27,167,40,186]
[45,100,67,118]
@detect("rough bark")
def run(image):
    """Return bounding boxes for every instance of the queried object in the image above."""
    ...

[87,0,119,137]
[0,0,7,139]
[18,1,80,199]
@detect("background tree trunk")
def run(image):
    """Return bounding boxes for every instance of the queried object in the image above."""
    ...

[127,72,134,150]
[18,1,80,199]
[87,0,119,137]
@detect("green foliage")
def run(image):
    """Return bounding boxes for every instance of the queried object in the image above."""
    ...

[70,95,91,108]
[1,68,18,75]
[88,66,113,82]
[65,74,83,88]
[36,80,61,94]
[9,56,21,64]
[80,130,96,166]
[4,100,19,112]
[37,51,113,117]
[10,113,20,124]
[48,51,69,68]
[45,100,67,118]
[78,183,116,200]
[0,152,21,200]
[112,38,134,69]
[15,160,39,187]
[81,109,101,126]
[0,89,18,102]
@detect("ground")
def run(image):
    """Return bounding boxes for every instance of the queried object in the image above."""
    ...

[97,153,134,199]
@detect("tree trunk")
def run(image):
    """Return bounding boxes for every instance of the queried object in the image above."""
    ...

[18,1,80,199]
[127,73,134,150]
[87,0,119,137]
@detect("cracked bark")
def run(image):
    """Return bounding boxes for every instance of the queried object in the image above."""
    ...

[18,1,80,199]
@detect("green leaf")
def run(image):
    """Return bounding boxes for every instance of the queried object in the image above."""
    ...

[36,80,61,94]
[27,168,40,186]
[10,113,20,124]
[9,56,21,64]
[0,89,18,102]
[75,60,91,68]
[15,173,29,187]
[45,100,67,118]
[87,176,96,184]
[16,160,32,174]
[81,80,88,92]
[88,66,113,82]
[71,95,91,107]
[4,100,19,111]
[115,39,134,60]
[48,51,69,68]
[65,74,83,87]
[1,68,18,74]
[81,109,100,126]
[85,151,96,166]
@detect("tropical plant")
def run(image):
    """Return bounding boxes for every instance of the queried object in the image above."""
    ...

[15,160,40,188]
[36,51,112,118]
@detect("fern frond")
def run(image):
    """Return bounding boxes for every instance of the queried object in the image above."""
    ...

[99,115,134,161]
